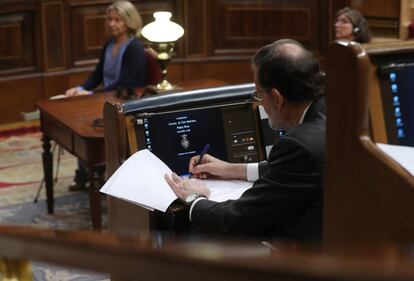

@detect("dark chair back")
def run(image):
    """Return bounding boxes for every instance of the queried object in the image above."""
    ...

[144,48,162,86]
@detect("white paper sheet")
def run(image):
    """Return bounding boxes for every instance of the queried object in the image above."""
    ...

[49,94,68,100]
[199,179,252,202]
[100,149,176,212]
[376,143,414,177]
[100,149,253,212]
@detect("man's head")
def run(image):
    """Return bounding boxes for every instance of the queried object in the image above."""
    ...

[252,39,324,130]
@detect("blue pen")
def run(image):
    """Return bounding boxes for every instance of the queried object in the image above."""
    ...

[195,144,210,166]
[188,144,209,177]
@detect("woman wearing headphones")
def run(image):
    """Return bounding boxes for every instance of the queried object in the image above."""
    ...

[334,7,372,43]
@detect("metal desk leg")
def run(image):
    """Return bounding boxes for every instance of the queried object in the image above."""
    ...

[41,136,54,214]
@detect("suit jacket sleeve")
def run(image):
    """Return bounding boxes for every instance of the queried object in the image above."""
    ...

[258,160,268,176]
[191,136,323,237]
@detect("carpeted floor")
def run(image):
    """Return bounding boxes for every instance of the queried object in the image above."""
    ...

[0,123,109,281]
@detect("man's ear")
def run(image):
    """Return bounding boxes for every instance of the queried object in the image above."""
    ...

[270,88,285,112]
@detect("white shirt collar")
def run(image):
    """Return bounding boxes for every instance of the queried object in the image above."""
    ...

[299,103,312,124]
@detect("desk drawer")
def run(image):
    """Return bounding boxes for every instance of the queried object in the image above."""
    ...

[41,114,73,152]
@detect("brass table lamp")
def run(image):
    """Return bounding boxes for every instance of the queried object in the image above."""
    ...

[142,11,184,91]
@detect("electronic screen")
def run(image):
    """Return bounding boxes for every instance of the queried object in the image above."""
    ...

[141,107,227,176]
[378,62,414,147]
[134,103,262,176]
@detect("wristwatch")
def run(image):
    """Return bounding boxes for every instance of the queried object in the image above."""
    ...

[184,193,207,205]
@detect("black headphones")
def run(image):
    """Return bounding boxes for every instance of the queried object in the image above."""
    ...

[353,26,360,35]
[352,18,365,35]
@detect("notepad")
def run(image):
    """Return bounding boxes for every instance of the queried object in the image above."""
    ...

[100,149,252,212]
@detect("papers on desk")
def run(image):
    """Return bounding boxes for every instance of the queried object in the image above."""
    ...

[49,94,68,100]
[376,143,414,177]
[202,178,252,202]
[100,149,252,212]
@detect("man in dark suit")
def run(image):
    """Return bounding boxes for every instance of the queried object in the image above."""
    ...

[165,39,326,241]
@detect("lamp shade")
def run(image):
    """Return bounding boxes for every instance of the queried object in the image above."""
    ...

[142,12,184,43]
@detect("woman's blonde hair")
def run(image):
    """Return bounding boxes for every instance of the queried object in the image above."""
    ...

[107,1,142,37]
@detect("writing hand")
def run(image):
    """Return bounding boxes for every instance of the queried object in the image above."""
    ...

[188,154,232,179]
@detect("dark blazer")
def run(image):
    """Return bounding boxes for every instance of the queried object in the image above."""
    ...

[82,38,146,92]
[191,97,326,241]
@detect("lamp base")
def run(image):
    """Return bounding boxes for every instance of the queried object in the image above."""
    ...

[143,83,183,96]
[156,79,182,92]
[157,79,175,91]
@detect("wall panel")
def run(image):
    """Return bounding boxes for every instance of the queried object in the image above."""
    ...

[70,4,109,66]
[0,77,43,123]
[181,61,252,84]
[212,0,321,55]
[184,0,208,57]
[0,12,35,74]
[41,1,65,70]
[350,0,400,38]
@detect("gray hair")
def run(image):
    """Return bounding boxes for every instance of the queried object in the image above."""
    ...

[252,39,325,103]
[107,1,142,37]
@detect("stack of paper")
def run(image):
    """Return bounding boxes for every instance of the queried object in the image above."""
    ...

[100,149,252,212]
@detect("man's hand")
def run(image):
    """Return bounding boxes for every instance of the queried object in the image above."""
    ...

[164,173,210,201]
[189,154,247,180]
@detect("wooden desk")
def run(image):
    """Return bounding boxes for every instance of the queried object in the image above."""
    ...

[37,93,114,229]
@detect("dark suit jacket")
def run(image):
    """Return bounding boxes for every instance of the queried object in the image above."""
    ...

[192,97,326,241]
[82,38,146,92]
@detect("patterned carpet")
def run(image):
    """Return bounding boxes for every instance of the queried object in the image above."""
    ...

[0,125,109,281]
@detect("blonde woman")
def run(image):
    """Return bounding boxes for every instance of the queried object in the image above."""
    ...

[66,1,146,190]
[66,0,146,97]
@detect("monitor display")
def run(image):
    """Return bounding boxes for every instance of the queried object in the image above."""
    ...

[378,62,414,147]
[142,107,227,176]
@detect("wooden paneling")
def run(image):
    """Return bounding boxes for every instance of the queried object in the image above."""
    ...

[0,23,22,59]
[181,61,252,84]
[350,0,400,39]
[0,0,343,124]
[0,77,43,123]
[212,0,321,54]
[43,73,68,98]
[70,4,109,66]
[0,12,35,74]
[41,1,66,70]
[138,1,173,24]
[67,71,90,89]
[184,0,208,57]
[157,60,252,85]
[84,15,107,51]
[351,0,400,18]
